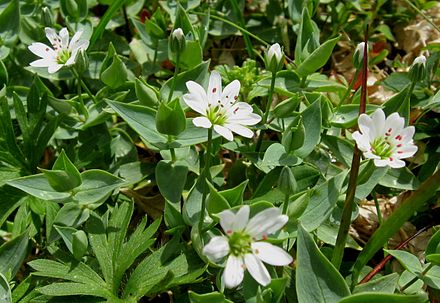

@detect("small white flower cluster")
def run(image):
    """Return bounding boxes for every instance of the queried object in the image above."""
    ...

[353,108,418,168]
[203,205,292,288]
[29,27,89,73]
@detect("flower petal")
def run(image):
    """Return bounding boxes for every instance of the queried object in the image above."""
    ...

[370,108,386,137]
[44,27,58,46]
[384,112,405,138]
[208,71,222,106]
[373,159,389,167]
[252,242,292,266]
[183,92,208,115]
[203,236,230,262]
[395,144,417,159]
[352,131,370,152]
[225,123,254,138]
[223,255,244,289]
[245,208,288,240]
[388,158,406,168]
[69,30,84,50]
[193,116,212,128]
[28,43,56,59]
[219,209,236,234]
[244,253,271,286]
[59,27,69,49]
[186,81,208,106]
[232,205,249,231]
[222,80,240,106]
[47,63,63,74]
[29,58,51,68]
[357,113,374,141]
[214,125,234,141]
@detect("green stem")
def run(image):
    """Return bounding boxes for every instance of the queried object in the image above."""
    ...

[255,71,277,152]
[299,76,307,88]
[71,68,97,104]
[229,0,254,59]
[168,135,176,162]
[167,53,180,103]
[402,81,416,125]
[401,263,434,292]
[335,70,361,112]
[402,0,440,33]
[372,190,383,225]
[76,77,89,121]
[191,11,268,46]
[198,127,213,233]
[282,193,289,215]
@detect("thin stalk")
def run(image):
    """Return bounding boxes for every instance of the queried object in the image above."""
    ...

[402,0,440,33]
[372,190,383,225]
[335,70,361,112]
[299,76,307,88]
[401,263,434,292]
[198,127,213,233]
[76,77,89,121]
[167,53,180,103]
[168,135,176,162]
[282,193,289,215]
[229,0,254,59]
[71,68,97,103]
[255,71,277,152]
[331,29,369,269]
[402,81,416,125]
[191,11,268,46]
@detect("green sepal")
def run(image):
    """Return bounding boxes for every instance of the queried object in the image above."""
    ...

[135,78,159,107]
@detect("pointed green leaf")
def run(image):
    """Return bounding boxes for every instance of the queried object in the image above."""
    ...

[72,230,88,260]
[353,273,399,294]
[0,273,11,303]
[338,292,428,303]
[6,174,71,201]
[297,36,340,77]
[155,160,188,203]
[0,0,20,45]
[206,181,230,216]
[384,250,423,274]
[296,224,350,303]
[189,291,233,303]
[294,98,322,158]
[0,233,28,280]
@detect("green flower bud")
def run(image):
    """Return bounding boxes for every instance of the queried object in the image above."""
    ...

[408,55,426,83]
[169,28,186,55]
[352,42,367,70]
[41,7,54,27]
[265,43,284,73]
[278,166,297,196]
[156,99,187,136]
[135,78,159,107]
[75,49,89,74]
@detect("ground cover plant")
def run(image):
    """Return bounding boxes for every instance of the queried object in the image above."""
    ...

[0,0,439,302]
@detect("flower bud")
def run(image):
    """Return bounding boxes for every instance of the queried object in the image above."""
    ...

[265,43,283,73]
[156,98,187,136]
[278,166,297,196]
[409,55,426,83]
[352,42,366,70]
[41,7,54,27]
[169,28,186,55]
[75,49,89,74]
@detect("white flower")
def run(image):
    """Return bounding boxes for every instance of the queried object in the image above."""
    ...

[202,205,292,288]
[267,43,282,63]
[352,108,418,168]
[172,28,184,40]
[183,71,261,141]
[28,27,89,74]
[412,55,426,66]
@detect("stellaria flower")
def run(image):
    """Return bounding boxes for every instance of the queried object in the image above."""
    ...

[183,71,261,141]
[28,27,89,74]
[202,205,292,288]
[352,108,417,168]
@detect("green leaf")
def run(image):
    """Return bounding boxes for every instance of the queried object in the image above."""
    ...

[54,225,76,254]
[41,150,82,192]
[426,229,440,255]
[50,203,90,242]
[299,171,346,231]
[188,291,233,303]
[206,181,230,216]
[107,100,213,148]
[155,160,188,203]
[258,143,302,173]
[135,78,159,107]
[156,99,187,136]
[295,8,320,65]
[297,36,340,77]
[6,174,71,202]
[0,0,20,45]
[353,273,399,294]
[0,273,11,303]
[331,104,380,128]
[219,180,248,207]
[179,40,203,69]
[36,282,110,298]
[337,292,428,303]
[73,170,124,205]
[384,250,423,274]
[160,60,209,102]
[296,224,350,303]
[378,167,420,190]
[101,54,127,89]
[294,98,322,158]
[72,230,88,260]
[0,233,28,280]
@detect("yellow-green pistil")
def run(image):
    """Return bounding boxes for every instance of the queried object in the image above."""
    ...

[56,49,71,64]
[206,104,228,125]
[228,231,252,256]
[371,137,394,159]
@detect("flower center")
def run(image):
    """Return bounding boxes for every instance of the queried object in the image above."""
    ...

[206,104,228,126]
[228,231,252,256]
[371,137,395,159]
[56,49,71,64]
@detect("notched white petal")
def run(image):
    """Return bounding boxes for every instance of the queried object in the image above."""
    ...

[203,236,230,262]
[244,253,271,286]
[193,117,212,129]
[252,242,292,266]
[223,256,244,289]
